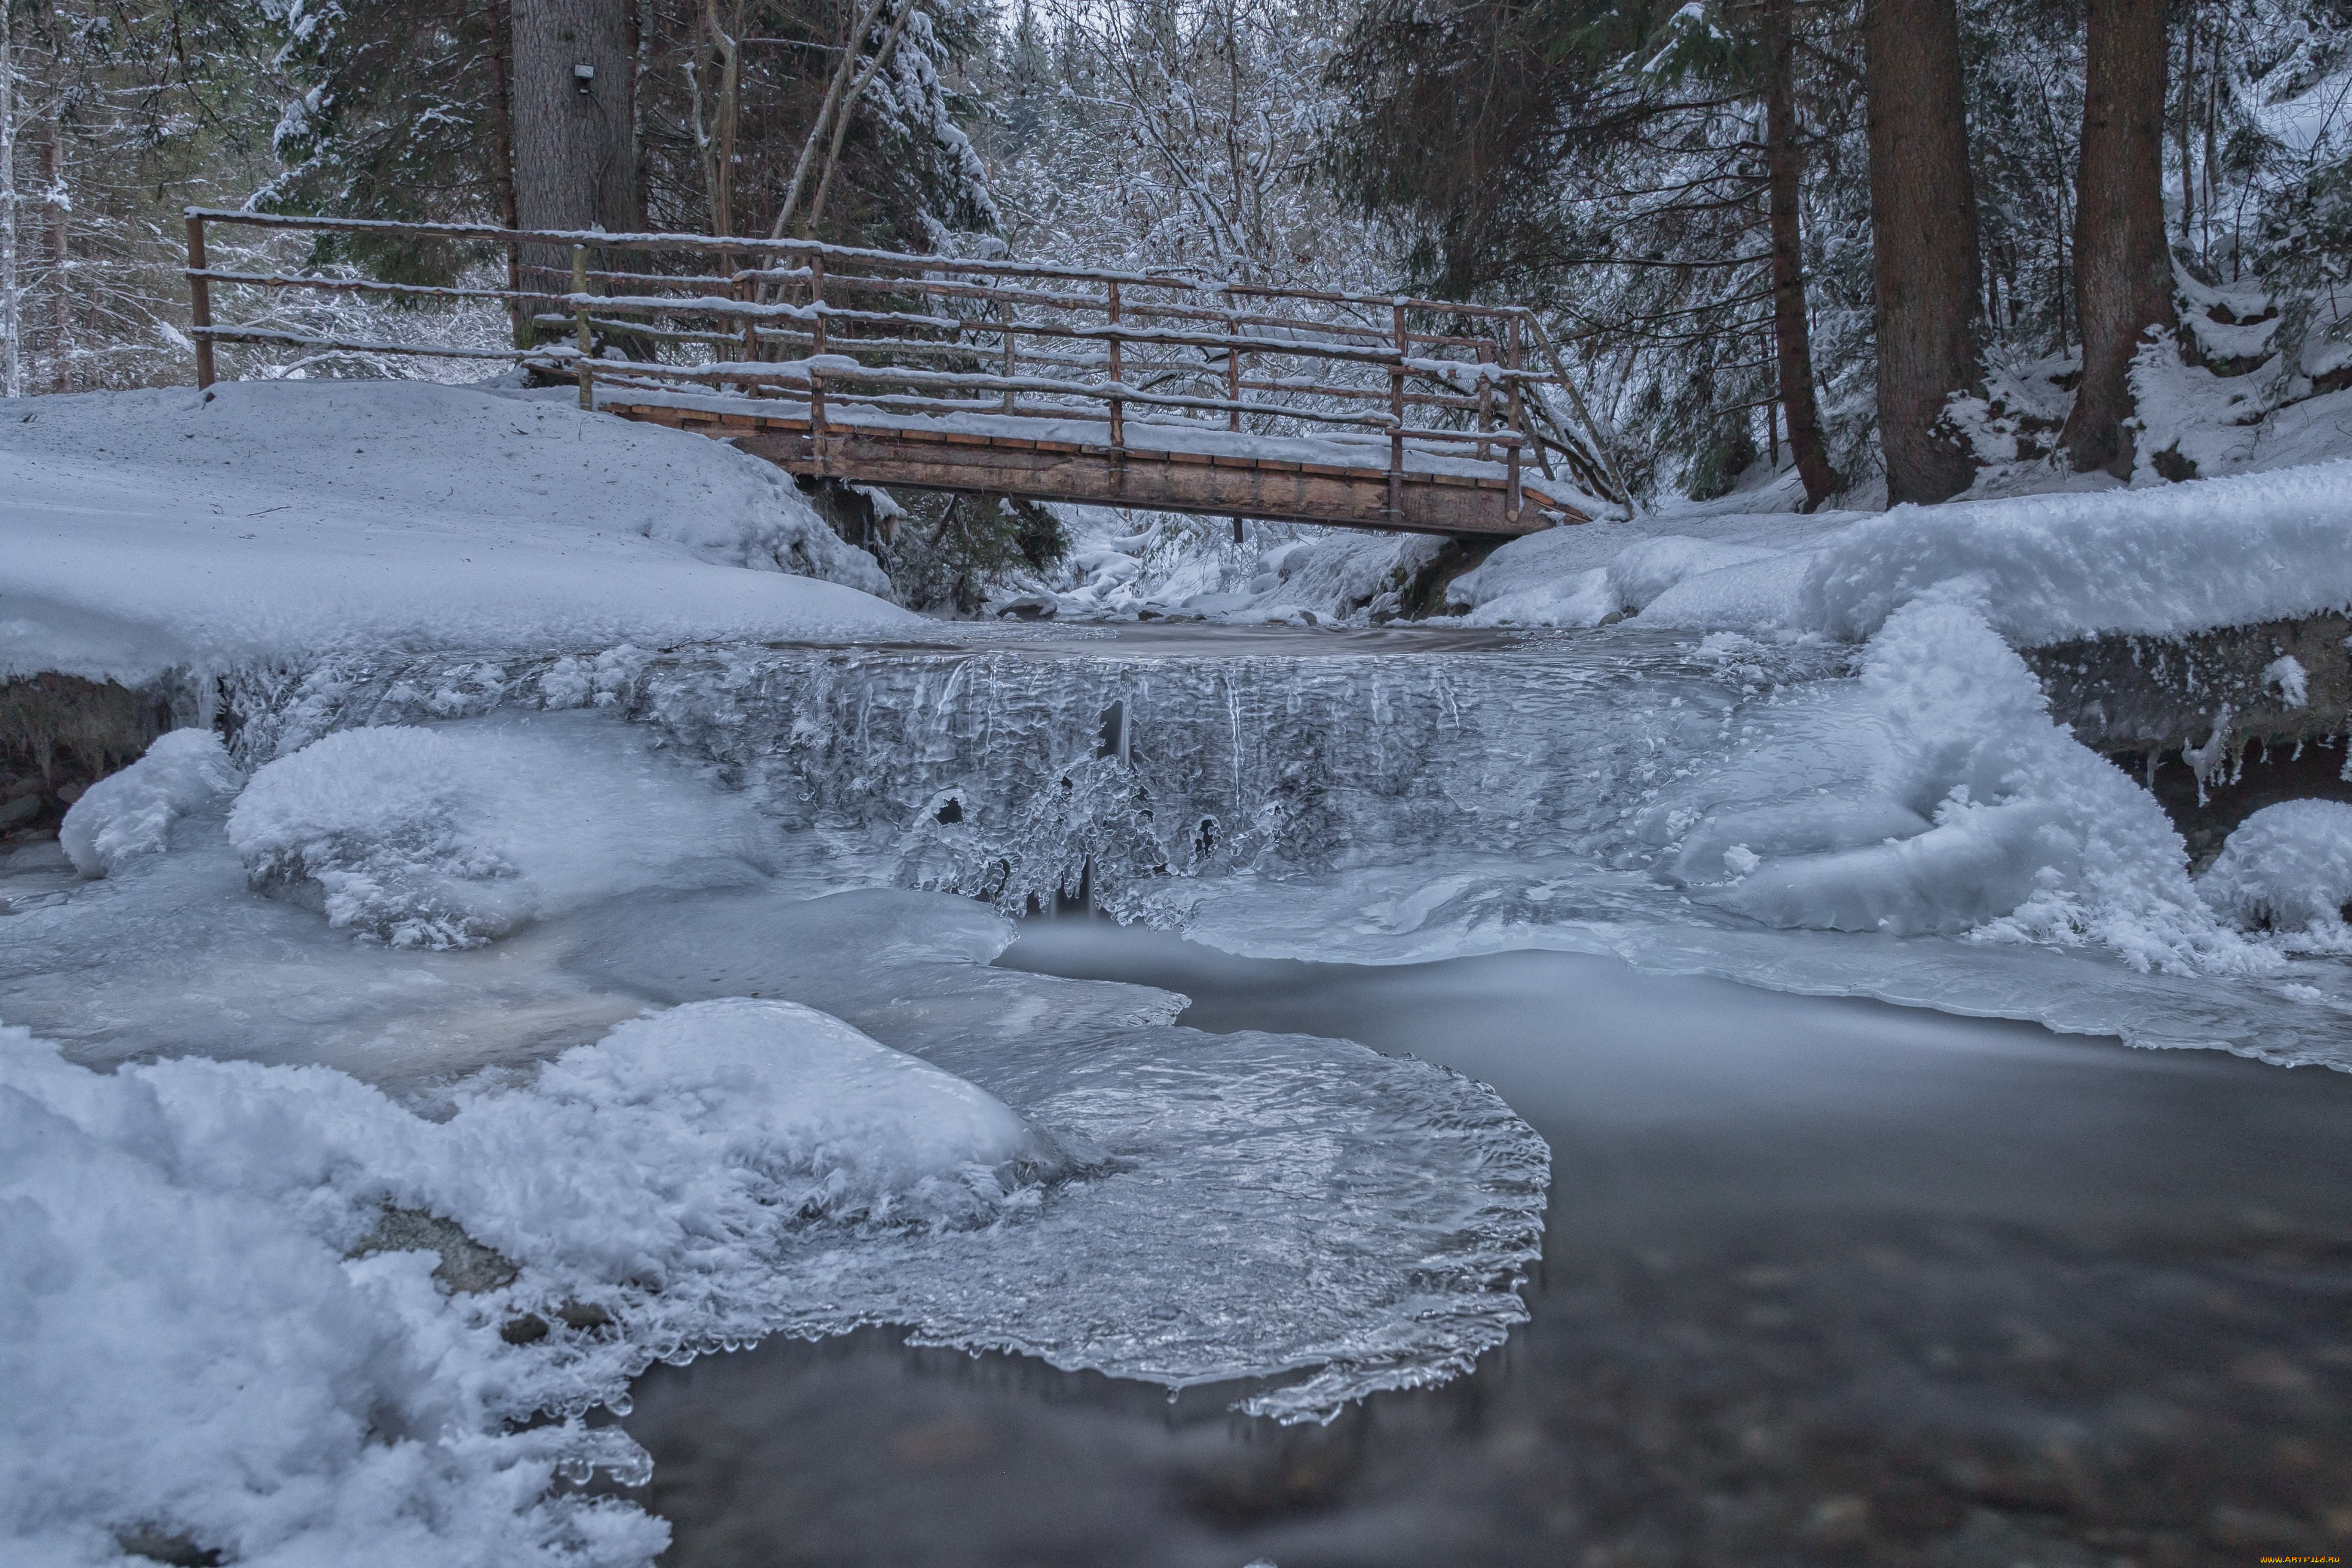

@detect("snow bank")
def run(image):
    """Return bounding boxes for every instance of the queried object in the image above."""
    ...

[1650,595,2265,973]
[2199,800,2352,952]
[1444,440,2352,647]
[1453,532,1791,628]
[58,728,244,876]
[0,382,911,684]
[0,997,1053,1567]
[1801,459,2352,644]
[227,716,773,948]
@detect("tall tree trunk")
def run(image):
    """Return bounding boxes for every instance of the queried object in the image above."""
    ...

[45,126,66,392]
[2062,0,2173,478]
[510,0,635,278]
[2176,10,2195,244]
[1760,0,1838,510]
[484,0,525,344]
[1863,0,1982,505]
[2,0,21,401]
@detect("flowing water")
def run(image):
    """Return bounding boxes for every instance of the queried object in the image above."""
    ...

[623,921,2352,1567]
[533,622,2343,1567]
[14,620,2352,1562]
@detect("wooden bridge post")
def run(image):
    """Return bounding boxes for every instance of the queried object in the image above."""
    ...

[1476,345,1494,462]
[1227,311,1243,544]
[1105,280,1125,456]
[571,246,592,410]
[809,252,828,473]
[186,213,216,391]
[1504,314,1524,520]
[718,248,741,371]
[1387,301,1406,521]
[1000,299,1016,415]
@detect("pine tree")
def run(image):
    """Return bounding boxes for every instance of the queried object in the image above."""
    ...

[1863,0,1983,503]
[2062,0,2173,475]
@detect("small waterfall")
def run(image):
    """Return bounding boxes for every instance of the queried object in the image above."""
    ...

[222,629,1850,918]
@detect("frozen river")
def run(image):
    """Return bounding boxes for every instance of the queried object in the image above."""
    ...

[620,919,2352,1567]
[9,618,2351,1564]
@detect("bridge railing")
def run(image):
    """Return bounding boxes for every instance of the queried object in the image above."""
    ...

[183,208,1628,511]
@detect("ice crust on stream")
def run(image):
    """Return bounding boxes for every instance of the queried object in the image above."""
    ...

[2,714,1548,1565]
[203,606,2352,1066]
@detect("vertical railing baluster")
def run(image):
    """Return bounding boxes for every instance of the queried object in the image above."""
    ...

[1388,300,1406,521]
[1227,306,1243,544]
[1001,299,1016,415]
[187,213,215,391]
[1476,343,1493,462]
[1106,279,1124,453]
[809,250,827,473]
[572,244,592,410]
[1504,312,1525,521]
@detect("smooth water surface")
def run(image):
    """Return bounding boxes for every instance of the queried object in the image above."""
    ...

[620,920,2352,1567]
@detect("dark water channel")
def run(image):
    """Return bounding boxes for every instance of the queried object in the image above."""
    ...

[621,921,2352,1567]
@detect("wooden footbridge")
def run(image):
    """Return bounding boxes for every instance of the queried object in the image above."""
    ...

[184,210,1626,538]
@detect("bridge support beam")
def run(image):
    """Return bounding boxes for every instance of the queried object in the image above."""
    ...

[692,420,1567,540]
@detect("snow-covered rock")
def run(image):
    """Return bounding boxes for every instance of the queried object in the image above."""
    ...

[59,728,244,876]
[227,717,772,948]
[1654,595,2266,973]
[0,998,1054,1567]
[2199,800,2352,949]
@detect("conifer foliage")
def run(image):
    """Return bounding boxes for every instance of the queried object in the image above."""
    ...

[0,0,2346,508]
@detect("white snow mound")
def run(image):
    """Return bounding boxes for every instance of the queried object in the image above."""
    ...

[1449,526,1816,630]
[1803,459,2352,644]
[0,382,911,684]
[58,728,245,876]
[1652,595,2269,973]
[2198,799,2352,951]
[227,717,774,948]
[0,1000,1049,1567]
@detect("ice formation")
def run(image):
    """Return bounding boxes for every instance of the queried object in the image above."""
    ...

[226,717,775,947]
[212,611,2352,1063]
[2199,799,2352,951]
[58,728,245,876]
[1,700,1554,1563]
[1652,596,2258,974]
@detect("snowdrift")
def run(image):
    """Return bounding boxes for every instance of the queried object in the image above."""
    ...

[1439,458,2352,646]
[0,998,1052,1568]
[0,382,912,685]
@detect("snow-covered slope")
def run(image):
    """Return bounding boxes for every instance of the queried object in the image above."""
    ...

[1442,458,2352,646]
[0,382,911,683]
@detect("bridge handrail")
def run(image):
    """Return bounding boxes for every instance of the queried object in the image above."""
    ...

[181,208,1630,514]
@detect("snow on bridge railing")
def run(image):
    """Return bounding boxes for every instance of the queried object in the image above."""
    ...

[183,208,1630,514]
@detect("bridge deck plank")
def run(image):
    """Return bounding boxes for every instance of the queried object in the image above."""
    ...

[601,399,1583,538]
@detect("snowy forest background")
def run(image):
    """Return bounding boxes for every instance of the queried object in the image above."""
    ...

[0,0,2349,513]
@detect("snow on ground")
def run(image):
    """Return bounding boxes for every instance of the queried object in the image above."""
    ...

[0,382,909,685]
[1431,456,2352,645]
